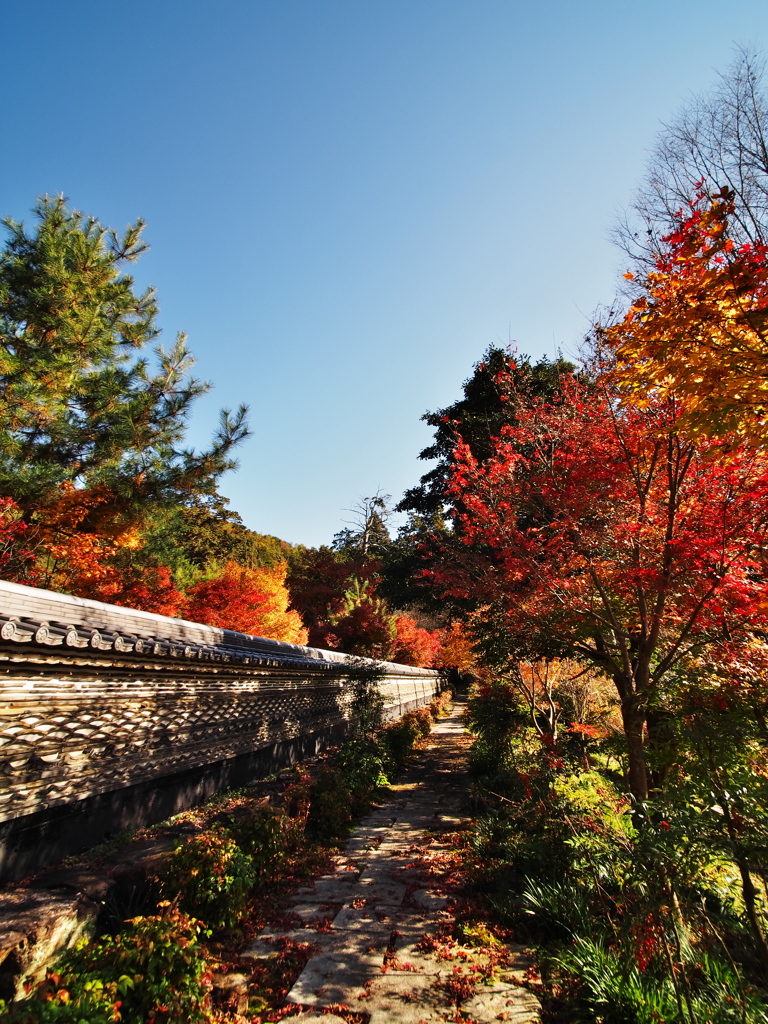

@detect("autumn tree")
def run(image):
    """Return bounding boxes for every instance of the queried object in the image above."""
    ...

[389,349,576,614]
[399,347,576,520]
[607,191,768,443]
[185,561,307,643]
[436,620,480,675]
[0,498,37,583]
[30,484,187,615]
[286,545,381,639]
[317,578,396,660]
[433,369,768,802]
[391,614,441,668]
[0,196,249,519]
[493,660,614,744]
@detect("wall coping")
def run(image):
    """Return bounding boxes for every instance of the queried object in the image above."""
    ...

[0,579,436,676]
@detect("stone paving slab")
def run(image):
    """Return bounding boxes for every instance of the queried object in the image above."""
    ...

[294,876,361,901]
[243,929,390,959]
[365,974,446,1022]
[330,903,404,933]
[462,980,543,1021]
[285,902,339,923]
[289,1015,349,1024]
[245,704,541,1022]
[357,877,407,904]
[287,949,382,1005]
[409,888,450,912]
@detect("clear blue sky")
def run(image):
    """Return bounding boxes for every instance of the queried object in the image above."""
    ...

[3,1,768,546]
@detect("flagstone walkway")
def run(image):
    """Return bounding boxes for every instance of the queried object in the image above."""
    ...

[242,704,541,1023]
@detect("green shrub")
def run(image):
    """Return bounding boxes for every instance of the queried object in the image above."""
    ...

[467,737,515,786]
[336,735,389,810]
[407,707,433,738]
[2,908,211,1024]
[465,678,528,773]
[229,805,284,876]
[0,988,118,1024]
[158,829,255,929]
[346,661,386,735]
[383,717,420,767]
[279,774,312,851]
[307,766,353,843]
[429,690,453,718]
[557,937,768,1024]
[521,878,599,942]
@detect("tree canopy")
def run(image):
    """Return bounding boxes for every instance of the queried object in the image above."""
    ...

[432,367,768,801]
[607,192,768,443]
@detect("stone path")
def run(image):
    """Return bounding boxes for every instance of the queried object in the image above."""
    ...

[242,704,540,1022]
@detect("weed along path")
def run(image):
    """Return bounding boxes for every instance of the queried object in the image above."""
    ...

[244,703,541,1023]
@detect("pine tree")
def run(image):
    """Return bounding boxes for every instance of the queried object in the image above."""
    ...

[0,196,249,518]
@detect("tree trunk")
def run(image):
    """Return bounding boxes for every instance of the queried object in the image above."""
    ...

[720,795,768,973]
[621,700,650,804]
[645,708,677,790]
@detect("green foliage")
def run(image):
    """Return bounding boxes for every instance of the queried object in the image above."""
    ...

[383,716,421,767]
[307,766,353,843]
[521,878,598,942]
[228,805,284,877]
[2,909,212,1023]
[157,830,255,929]
[377,511,445,612]
[138,494,296,589]
[464,676,768,1019]
[557,937,767,1024]
[465,678,528,765]
[0,987,118,1024]
[336,735,390,810]
[346,659,387,736]
[328,582,396,659]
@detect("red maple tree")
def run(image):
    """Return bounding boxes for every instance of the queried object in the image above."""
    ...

[392,615,441,668]
[433,371,768,800]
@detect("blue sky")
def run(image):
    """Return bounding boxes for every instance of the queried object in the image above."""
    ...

[3,1,768,545]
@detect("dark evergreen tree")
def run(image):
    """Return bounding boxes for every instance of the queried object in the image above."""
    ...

[387,348,576,612]
[398,347,575,519]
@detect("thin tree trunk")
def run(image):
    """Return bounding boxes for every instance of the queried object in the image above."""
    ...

[621,700,650,804]
[720,797,768,973]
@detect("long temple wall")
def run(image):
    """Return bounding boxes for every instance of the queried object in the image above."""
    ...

[0,581,442,880]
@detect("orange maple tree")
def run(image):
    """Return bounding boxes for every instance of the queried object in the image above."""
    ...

[607,189,768,441]
[11,483,186,615]
[392,615,441,668]
[185,561,308,643]
[436,620,479,674]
